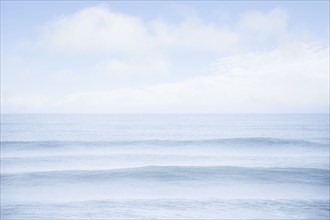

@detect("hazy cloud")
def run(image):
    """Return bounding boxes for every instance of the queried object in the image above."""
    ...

[48,42,328,113]
[2,5,328,113]
[41,6,289,55]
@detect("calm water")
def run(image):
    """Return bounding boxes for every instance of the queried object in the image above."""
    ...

[1,114,329,219]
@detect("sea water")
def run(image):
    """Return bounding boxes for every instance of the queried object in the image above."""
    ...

[1,114,329,219]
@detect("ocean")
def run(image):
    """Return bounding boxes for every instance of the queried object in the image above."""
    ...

[1,114,329,219]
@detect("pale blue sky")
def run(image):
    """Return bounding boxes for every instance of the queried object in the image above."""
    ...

[1,1,329,113]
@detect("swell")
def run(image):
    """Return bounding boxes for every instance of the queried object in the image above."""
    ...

[2,199,329,219]
[2,166,329,186]
[1,137,327,149]
[2,154,329,173]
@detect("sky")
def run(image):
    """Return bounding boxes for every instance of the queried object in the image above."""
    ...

[1,1,329,113]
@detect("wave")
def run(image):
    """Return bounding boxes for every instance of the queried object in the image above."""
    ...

[2,166,329,186]
[1,137,327,149]
[2,199,329,219]
[3,154,329,173]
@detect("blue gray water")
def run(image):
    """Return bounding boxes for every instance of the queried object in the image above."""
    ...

[1,114,329,219]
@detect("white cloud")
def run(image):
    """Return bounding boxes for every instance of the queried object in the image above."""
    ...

[42,6,151,53]
[239,8,288,36]
[49,42,328,113]
[2,94,50,111]
[50,69,76,83]
[3,6,328,113]
[150,17,240,53]
[40,5,242,55]
[96,57,171,76]
[41,6,292,56]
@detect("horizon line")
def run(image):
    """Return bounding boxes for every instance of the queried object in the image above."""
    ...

[1,112,329,115]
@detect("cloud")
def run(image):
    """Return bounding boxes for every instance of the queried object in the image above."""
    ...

[96,57,171,76]
[41,5,274,55]
[150,16,239,53]
[3,41,327,113]
[49,42,328,113]
[238,8,288,36]
[42,6,151,53]
[2,5,328,113]
[2,94,50,112]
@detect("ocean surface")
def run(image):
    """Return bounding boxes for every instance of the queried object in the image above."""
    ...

[1,114,329,219]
